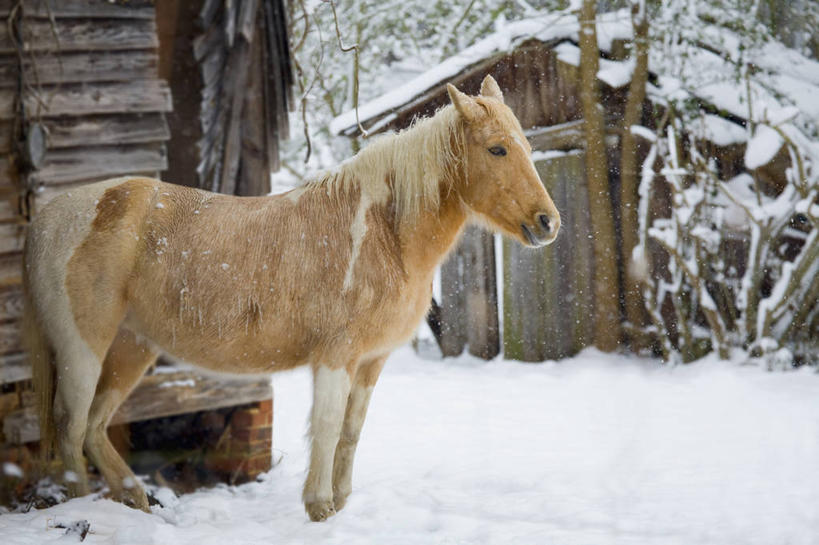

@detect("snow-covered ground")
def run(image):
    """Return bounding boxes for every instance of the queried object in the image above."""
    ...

[3,347,819,545]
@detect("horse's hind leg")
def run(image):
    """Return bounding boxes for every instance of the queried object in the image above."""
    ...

[51,340,103,498]
[332,355,386,512]
[84,327,158,512]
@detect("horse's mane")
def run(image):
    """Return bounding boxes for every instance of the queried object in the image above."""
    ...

[307,104,464,223]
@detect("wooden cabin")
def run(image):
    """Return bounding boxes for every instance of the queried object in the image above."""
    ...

[331,10,789,363]
[0,0,292,503]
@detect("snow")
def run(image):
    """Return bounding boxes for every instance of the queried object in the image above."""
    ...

[553,42,634,88]
[530,149,582,163]
[696,115,747,147]
[745,125,785,170]
[720,173,759,229]
[3,347,818,544]
[3,462,23,478]
[629,124,656,142]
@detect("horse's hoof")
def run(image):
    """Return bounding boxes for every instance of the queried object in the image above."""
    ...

[332,491,350,512]
[305,500,336,522]
[122,490,151,513]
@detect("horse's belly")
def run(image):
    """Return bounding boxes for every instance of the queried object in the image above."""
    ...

[123,310,310,373]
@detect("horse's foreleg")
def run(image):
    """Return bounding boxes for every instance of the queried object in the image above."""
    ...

[304,364,352,522]
[332,355,386,512]
[84,327,159,512]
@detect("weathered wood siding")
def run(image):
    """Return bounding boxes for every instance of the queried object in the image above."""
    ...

[503,152,594,361]
[0,0,173,450]
[0,1,171,418]
[159,0,292,195]
[438,226,500,359]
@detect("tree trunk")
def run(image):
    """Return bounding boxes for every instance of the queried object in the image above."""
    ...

[578,0,621,351]
[619,1,649,342]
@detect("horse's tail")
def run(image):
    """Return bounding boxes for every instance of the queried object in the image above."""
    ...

[22,256,56,465]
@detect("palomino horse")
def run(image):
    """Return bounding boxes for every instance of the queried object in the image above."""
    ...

[23,76,559,521]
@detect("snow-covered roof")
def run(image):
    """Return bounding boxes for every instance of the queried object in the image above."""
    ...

[331,8,819,150]
[330,10,632,136]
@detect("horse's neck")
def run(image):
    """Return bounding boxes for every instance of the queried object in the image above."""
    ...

[397,186,467,280]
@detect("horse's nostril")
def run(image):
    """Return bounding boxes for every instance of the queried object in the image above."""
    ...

[538,213,551,233]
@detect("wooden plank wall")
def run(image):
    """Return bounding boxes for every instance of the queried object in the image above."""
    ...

[503,153,595,361]
[0,0,171,442]
[437,226,500,359]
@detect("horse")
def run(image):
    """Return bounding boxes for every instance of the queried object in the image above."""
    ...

[22,75,560,522]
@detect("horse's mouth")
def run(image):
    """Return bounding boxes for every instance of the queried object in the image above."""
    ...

[521,223,555,248]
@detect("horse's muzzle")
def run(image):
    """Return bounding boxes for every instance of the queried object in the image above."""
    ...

[521,213,560,247]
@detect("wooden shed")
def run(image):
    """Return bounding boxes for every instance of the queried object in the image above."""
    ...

[0,0,292,503]
[331,10,771,362]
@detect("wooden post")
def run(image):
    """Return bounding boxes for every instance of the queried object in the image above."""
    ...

[463,226,500,359]
[503,152,593,361]
[438,225,500,359]
[438,242,467,357]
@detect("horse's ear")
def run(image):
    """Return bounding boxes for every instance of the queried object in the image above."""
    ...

[447,83,481,123]
[480,75,504,103]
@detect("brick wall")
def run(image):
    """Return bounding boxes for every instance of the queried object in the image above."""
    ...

[203,399,273,483]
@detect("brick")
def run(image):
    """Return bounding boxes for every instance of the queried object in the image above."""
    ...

[256,399,273,413]
[227,437,272,456]
[230,426,271,442]
[231,408,271,429]
[243,452,271,474]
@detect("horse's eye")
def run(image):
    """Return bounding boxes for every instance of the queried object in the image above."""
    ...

[488,145,507,157]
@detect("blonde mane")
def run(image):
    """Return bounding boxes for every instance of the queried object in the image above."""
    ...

[308,104,465,223]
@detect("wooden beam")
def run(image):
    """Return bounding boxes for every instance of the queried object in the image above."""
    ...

[0,319,21,356]
[0,223,24,256]
[25,145,167,186]
[0,0,156,19]
[0,51,159,87]
[218,0,260,194]
[0,252,21,287]
[0,194,19,223]
[463,227,500,360]
[438,243,467,357]
[525,119,620,151]
[237,15,270,196]
[0,19,158,53]
[0,284,22,322]
[3,408,37,444]
[110,370,272,425]
[0,80,172,120]
[0,114,170,153]
[2,369,273,444]
[0,352,28,385]
[526,120,586,151]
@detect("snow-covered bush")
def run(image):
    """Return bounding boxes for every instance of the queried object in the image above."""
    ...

[633,2,819,366]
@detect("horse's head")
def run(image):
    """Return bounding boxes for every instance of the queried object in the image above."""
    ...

[448,76,560,247]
